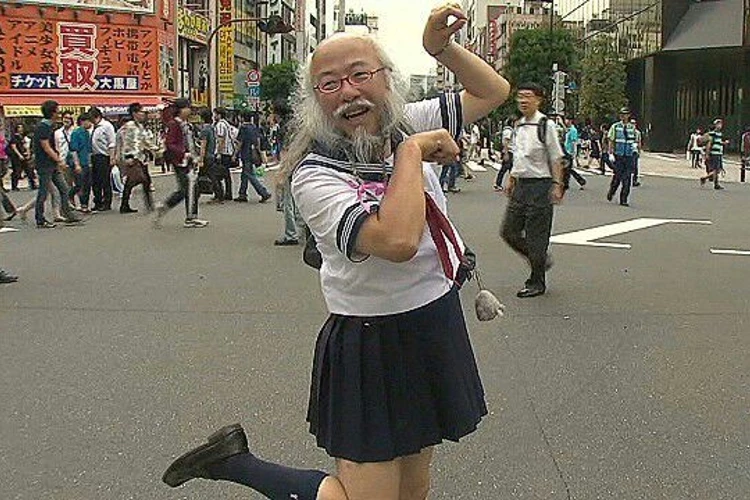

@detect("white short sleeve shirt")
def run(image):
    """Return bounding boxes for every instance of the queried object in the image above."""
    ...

[292,93,466,316]
[511,111,564,178]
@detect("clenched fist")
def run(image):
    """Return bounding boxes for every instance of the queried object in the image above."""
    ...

[404,129,461,165]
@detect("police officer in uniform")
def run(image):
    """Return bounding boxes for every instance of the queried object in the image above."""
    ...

[606,107,637,206]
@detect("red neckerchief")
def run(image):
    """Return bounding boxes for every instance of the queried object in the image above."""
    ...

[424,193,464,282]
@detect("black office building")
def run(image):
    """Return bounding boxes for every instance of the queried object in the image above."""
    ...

[630,0,750,151]
[560,0,750,152]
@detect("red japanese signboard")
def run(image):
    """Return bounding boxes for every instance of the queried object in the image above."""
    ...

[0,18,162,94]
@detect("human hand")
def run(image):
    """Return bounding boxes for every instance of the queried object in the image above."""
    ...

[423,2,467,56]
[504,176,516,197]
[404,129,460,165]
[550,183,564,204]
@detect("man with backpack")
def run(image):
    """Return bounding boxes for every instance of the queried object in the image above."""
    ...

[501,82,565,298]
[213,108,236,200]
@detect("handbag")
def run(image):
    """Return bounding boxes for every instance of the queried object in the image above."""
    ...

[197,173,214,194]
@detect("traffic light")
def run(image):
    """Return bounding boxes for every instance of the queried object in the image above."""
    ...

[260,14,294,35]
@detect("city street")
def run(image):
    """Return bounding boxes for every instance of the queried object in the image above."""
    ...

[1,169,749,499]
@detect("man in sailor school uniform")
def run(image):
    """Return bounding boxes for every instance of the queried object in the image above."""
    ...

[162,3,510,499]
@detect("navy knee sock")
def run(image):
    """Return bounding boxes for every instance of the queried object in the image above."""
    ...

[207,452,328,500]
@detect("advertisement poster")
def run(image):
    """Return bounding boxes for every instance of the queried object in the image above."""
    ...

[9,0,155,15]
[0,19,161,94]
[158,30,175,93]
[218,0,234,105]
[177,7,210,44]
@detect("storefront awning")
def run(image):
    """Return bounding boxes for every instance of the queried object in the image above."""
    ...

[663,0,744,52]
[0,94,170,117]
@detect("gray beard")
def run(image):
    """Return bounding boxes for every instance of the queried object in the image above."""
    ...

[330,127,389,164]
[312,98,403,163]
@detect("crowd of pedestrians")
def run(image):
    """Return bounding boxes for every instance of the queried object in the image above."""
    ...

[0,96,294,283]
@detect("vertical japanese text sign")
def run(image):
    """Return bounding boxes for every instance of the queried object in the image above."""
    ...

[218,0,234,101]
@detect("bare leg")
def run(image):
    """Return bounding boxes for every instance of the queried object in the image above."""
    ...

[399,448,433,500]
[322,458,401,500]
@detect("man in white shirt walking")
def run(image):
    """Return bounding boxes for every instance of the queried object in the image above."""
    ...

[501,82,565,298]
[213,108,236,200]
[89,107,116,211]
[54,110,76,206]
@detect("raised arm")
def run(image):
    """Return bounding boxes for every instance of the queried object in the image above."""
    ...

[423,3,510,125]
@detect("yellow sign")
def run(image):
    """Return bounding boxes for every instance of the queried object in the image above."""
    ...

[190,89,208,108]
[177,7,210,44]
[2,105,86,117]
[218,27,234,94]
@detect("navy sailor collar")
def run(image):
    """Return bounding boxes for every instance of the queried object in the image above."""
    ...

[303,126,412,181]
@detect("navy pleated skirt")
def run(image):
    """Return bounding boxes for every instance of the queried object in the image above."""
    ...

[307,287,487,463]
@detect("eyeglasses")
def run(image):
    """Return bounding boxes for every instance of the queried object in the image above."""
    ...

[314,67,388,94]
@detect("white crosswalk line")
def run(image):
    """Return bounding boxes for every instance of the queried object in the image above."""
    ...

[710,249,750,256]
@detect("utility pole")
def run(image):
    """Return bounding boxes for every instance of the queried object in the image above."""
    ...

[209,0,218,110]
[551,63,567,116]
[337,0,346,32]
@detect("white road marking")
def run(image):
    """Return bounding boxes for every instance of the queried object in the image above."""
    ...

[465,161,488,172]
[551,218,712,249]
[710,249,750,256]
[0,227,19,234]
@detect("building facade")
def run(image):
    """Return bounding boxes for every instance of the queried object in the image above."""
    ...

[0,0,177,119]
[334,8,378,37]
[176,0,210,108]
[556,0,750,152]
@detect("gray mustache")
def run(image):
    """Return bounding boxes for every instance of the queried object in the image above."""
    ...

[334,99,375,119]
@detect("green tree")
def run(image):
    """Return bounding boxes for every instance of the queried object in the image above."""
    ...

[260,60,299,105]
[578,36,627,123]
[500,28,578,118]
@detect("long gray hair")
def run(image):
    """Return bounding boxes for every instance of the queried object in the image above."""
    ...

[278,35,409,182]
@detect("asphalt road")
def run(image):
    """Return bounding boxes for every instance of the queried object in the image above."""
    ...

[1,170,749,499]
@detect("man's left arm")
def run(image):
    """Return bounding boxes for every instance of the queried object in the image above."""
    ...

[423,4,509,126]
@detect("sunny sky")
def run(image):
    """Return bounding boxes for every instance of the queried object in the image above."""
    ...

[344,0,447,77]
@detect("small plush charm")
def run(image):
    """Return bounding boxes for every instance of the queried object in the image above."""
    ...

[475,289,505,322]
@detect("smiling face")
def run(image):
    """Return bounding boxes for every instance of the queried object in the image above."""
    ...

[310,36,390,138]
